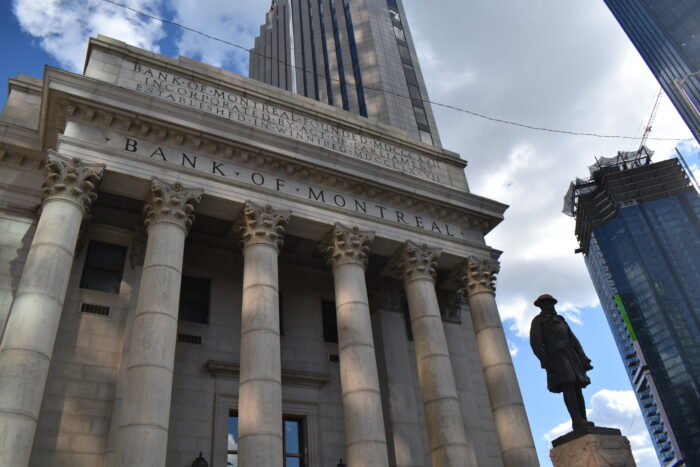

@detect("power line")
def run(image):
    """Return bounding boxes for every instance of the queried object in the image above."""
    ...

[99,0,690,142]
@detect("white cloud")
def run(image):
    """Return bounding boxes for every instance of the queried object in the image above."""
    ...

[12,0,166,71]
[508,340,519,357]
[170,1,267,73]
[403,0,698,341]
[544,390,660,467]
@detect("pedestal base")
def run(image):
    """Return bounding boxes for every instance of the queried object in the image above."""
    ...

[550,426,636,467]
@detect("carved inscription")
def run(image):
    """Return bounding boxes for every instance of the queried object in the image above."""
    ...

[66,123,464,240]
[117,63,444,183]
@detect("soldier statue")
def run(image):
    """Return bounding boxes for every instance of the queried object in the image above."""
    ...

[530,294,594,430]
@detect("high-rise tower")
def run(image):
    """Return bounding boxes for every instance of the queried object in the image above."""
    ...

[250,0,441,147]
[565,149,700,466]
[603,1,700,144]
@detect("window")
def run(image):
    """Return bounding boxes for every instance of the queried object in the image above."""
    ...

[284,417,306,466]
[389,9,401,27]
[403,64,418,85]
[228,411,239,466]
[393,26,405,41]
[227,412,306,467]
[398,43,412,64]
[321,300,338,343]
[79,241,127,294]
[407,83,422,101]
[419,130,433,145]
[413,106,429,126]
[179,276,211,324]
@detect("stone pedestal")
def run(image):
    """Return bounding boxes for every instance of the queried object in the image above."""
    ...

[550,427,636,467]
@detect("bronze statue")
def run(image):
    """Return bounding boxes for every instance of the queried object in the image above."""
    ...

[530,294,594,430]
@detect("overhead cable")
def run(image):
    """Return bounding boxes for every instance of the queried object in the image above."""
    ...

[98,0,691,142]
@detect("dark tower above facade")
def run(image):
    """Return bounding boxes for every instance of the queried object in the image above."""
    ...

[249,0,442,147]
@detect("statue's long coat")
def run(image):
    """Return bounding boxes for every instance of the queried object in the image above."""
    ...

[529,312,591,393]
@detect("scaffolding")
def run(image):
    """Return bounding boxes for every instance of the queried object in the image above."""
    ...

[563,148,694,255]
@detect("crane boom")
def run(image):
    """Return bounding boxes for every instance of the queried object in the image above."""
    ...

[639,89,662,153]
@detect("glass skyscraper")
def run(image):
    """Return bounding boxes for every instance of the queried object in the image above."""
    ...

[567,151,700,466]
[249,0,441,147]
[602,1,700,144]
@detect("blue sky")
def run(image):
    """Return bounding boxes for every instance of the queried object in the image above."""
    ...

[2,1,699,466]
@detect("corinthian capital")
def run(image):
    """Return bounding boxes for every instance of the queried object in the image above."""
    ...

[42,151,104,213]
[391,240,441,283]
[236,201,291,250]
[458,256,500,296]
[143,178,203,233]
[319,223,374,270]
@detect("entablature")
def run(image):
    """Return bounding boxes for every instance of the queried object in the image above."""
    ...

[46,95,505,239]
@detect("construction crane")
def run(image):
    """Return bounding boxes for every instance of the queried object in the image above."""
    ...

[637,89,662,158]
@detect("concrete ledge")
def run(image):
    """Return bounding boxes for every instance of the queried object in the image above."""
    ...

[206,360,330,388]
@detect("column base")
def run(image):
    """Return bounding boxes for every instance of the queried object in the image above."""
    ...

[550,426,636,467]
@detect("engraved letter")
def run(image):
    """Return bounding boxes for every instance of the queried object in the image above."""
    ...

[181,153,197,168]
[309,187,325,202]
[125,138,138,152]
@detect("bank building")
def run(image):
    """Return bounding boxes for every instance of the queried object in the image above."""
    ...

[0,3,538,467]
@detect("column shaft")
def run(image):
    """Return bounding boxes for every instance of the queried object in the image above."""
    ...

[333,262,389,467]
[237,242,283,467]
[235,202,289,467]
[0,153,102,467]
[404,278,472,467]
[372,304,428,467]
[115,179,201,467]
[468,291,539,467]
[116,224,185,466]
[0,200,83,466]
[393,241,471,467]
[462,257,538,467]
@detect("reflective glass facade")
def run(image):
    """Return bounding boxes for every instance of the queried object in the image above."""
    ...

[603,1,700,144]
[578,159,700,465]
[250,0,441,146]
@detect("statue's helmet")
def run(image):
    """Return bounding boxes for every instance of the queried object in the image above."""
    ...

[534,294,557,307]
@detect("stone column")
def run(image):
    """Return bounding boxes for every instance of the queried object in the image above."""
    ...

[369,279,428,467]
[392,241,472,467]
[320,224,390,467]
[0,152,104,467]
[115,178,202,467]
[235,202,290,467]
[459,257,538,467]
[105,228,146,467]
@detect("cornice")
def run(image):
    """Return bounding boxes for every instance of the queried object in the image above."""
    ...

[7,76,43,95]
[51,97,504,235]
[0,148,45,172]
[0,122,42,154]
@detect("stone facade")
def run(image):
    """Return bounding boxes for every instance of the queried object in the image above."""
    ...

[0,36,537,467]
